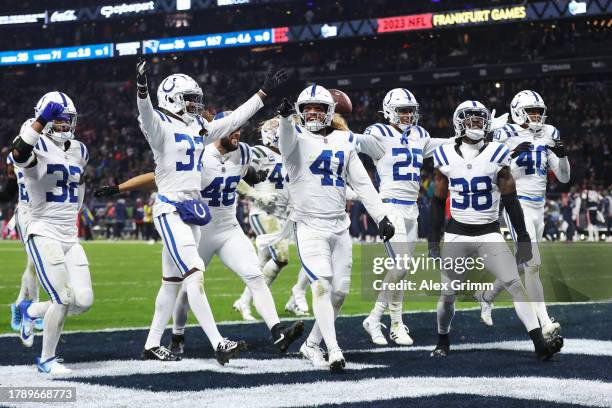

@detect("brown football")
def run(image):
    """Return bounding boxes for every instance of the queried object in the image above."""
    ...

[329,89,353,115]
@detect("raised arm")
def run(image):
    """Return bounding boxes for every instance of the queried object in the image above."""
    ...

[135,59,164,147]
[277,99,299,157]
[355,132,385,160]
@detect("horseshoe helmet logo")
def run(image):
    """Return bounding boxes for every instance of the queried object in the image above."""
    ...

[162,77,177,93]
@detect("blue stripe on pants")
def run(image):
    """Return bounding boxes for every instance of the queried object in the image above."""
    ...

[161,214,189,274]
[28,238,61,304]
[293,223,318,282]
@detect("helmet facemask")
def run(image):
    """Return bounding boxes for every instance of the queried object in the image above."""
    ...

[175,91,204,124]
[296,102,334,132]
[388,104,420,131]
[521,106,547,132]
[45,111,77,142]
[455,108,490,140]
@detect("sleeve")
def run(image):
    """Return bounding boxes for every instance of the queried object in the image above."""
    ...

[239,143,253,176]
[431,145,452,177]
[250,146,266,171]
[547,151,570,183]
[278,116,299,157]
[137,94,165,149]
[423,133,456,158]
[355,125,385,160]
[206,94,264,144]
[78,141,90,169]
[346,149,386,223]
[491,127,509,143]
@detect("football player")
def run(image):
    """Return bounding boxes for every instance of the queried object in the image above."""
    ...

[428,100,563,360]
[357,88,457,347]
[11,93,93,374]
[3,123,43,334]
[276,85,395,372]
[475,91,570,336]
[133,59,287,363]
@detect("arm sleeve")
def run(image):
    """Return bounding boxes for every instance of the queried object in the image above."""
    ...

[355,133,385,160]
[547,152,570,184]
[206,94,264,144]
[278,116,298,157]
[346,149,386,223]
[423,136,456,158]
[137,94,164,148]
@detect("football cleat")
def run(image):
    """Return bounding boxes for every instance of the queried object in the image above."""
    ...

[141,346,182,361]
[284,295,309,317]
[293,288,309,313]
[233,299,256,321]
[430,335,450,357]
[10,303,21,332]
[542,319,561,338]
[299,341,328,368]
[536,335,564,361]
[389,322,414,346]
[473,291,493,327]
[168,334,185,355]
[34,318,44,331]
[18,300,34,348]
[362,316,388,346]
[274,321,305,353]
[36,356,72,375]
[215,339,247,365]
[328,348,346,373]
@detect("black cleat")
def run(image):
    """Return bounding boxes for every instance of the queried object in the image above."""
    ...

[141,346,182,361]
[536,335,563,361]
[274,321,305,353]
[215,338,247,365]
[168,334,185,356]
[430,334,450,358]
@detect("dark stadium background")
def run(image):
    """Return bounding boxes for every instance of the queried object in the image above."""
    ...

[0,0,610,241]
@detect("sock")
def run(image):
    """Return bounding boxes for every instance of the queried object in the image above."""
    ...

[528,327,547,353]
[437,332,450,346]
[144,282,180,350]
[262,259,282,286]
[436,297,455,334]
[16,259,38,304]
[309,279,338,351]
[41,304,68,361]
[523,264,552,326]
[505,278,540,332]
[388,301,404,325]
[183,271,223,349]
[172,289,190,336]
[294,268,310,294]
[238,287,253,307]
[307,290,346,347]
[369,301,387,323]
[27,301,51,318]
[246,276,280,330]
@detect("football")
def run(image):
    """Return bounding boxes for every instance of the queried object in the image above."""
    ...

[329,88,353,115]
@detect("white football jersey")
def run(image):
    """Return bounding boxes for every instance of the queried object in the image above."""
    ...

[278,119,385,232]
[199,142,251,224]
[493,123,559,205]
[360,123,454,204]
[137,93,263,217]
[434,141,511,225]
[7,154,29,209]
[249,145,289,218]
[14,136,88,242]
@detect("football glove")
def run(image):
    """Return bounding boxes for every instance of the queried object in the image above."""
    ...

[277,98,295,118]
[37,102,69,126]
[378,216,395,242]
[261,66,288,96]
[136,58,149,90]
[94,185,120,198]
[547,140,566,158]
[515,233,533,265]
[490,109,509,131]
[511,141,532,159]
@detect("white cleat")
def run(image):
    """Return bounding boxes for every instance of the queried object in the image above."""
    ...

[362,316,387,346]
[293,289,309,313]
[232,299,256,321]
[474,291,493,327]
[285,295,309,317]
[389,322,414,346]
[542,319,561,338]
[299,341,328,368]
[36,356,72,375]
[328,348,346,373]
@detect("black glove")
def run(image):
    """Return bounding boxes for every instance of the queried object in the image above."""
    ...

[378,216,395,242]
[515,233,533,265]
[428,241,441,260]
[547,140,566,158]
[277,98,295,118]
[136,58,149,89]
[94,185,120,198]
[511,141,532,159]
[261,66,288,96]
[254,169,269,184]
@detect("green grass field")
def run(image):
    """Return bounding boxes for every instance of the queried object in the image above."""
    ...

[1,240,610,334]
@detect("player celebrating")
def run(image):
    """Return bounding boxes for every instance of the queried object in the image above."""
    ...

[358,88,456,347]
[475,90,570,336]
[131,59,288,363]
[11,93,93,374]
[276,85,395,372]
[428,100,563,360]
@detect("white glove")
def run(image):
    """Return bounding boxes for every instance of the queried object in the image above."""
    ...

[490,109,509,131]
